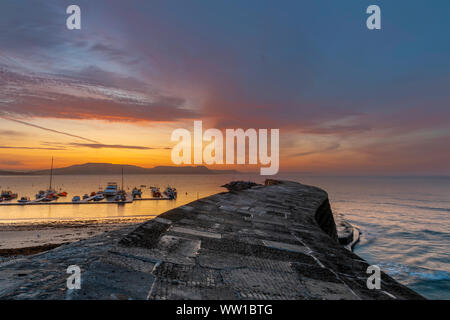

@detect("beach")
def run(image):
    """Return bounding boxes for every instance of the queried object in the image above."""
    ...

[0,218,148,258]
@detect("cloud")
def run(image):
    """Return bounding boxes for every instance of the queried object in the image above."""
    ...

[68,143,170,150]
[0,65,199,123]
[0,117,99,143]
[0,145,65,150]
[0,129,27,137]
[292,143,341,157]
[0,160,24,166]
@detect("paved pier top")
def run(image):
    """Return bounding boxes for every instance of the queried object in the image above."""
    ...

[0,180,423,300]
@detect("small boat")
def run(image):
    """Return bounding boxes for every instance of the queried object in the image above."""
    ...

[103,182,118,197]
[132,187,142,199]
[36,189,58,201]
[47,190,59,200]
[150,187,162,198]
[94,194,104,201]
[90,191,97,197]
[57,191,68,197]
[82,194,89,200]
[1,190,18,200]
[18,196,30,203]
[163,187,177,200]
[115,190,127,202]
[72,196,81,202]
[38,158,59,202]
[36,190,45,199]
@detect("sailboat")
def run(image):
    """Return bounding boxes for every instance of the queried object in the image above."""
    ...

[36,157,62,201]
[115,167,127,202]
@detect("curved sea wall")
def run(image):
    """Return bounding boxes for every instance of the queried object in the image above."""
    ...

[0,180,423,300]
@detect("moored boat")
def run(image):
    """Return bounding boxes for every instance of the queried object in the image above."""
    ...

[150,186,162,198]
[132,187,142,199]
[35,157,59,202]
[1,190,18,200]
[36,190,45,199]
[115,190,127,202]
[18,196,30,203]
[163,186,177,200]
[103,182,118,197]
[94,193,104,201]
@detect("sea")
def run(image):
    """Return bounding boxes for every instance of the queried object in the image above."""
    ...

[0,173,448,299]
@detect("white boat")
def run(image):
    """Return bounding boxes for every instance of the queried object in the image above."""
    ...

[103,182,118,197]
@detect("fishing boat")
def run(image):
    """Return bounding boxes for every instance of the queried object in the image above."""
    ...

[72,196,81,202]
[103,182,118,197]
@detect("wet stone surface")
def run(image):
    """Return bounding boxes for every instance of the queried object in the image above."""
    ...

[0,180,424,300]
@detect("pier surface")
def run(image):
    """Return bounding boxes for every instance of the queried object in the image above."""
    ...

[0,180,423,300]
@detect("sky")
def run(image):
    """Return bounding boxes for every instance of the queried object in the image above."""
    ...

[0,0,449,174]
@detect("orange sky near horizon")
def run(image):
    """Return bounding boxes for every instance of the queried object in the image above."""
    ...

[1,116,448,175]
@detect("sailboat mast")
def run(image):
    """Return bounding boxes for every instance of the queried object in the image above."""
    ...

[121,167,124,191]
[49,157,54,190]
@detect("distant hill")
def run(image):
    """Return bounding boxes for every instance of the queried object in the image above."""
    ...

[27,163,239,175]
[0,170,27,175]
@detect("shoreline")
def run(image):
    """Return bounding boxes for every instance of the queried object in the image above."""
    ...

[0,217,150,254]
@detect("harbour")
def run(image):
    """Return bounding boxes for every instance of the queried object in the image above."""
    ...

[0,196,171,206]
[0,160,178,206]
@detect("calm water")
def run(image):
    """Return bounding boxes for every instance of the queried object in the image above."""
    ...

[0,174,448,299]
